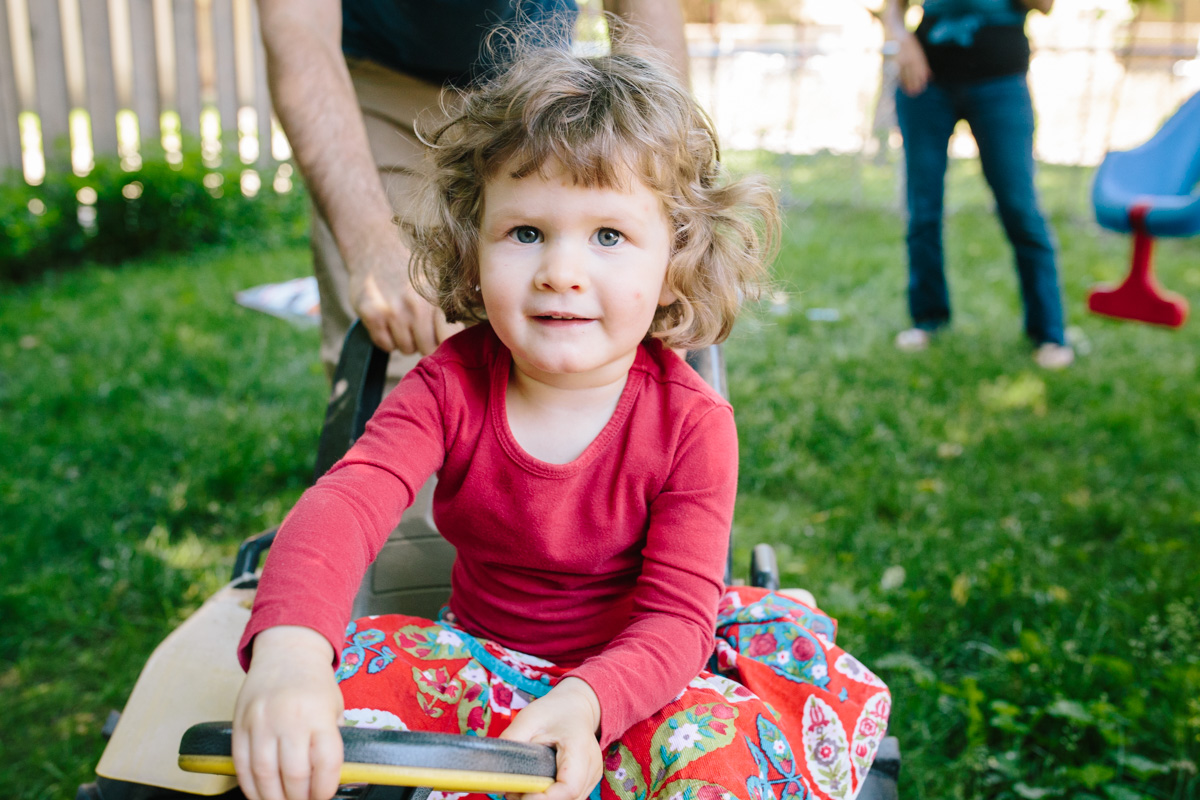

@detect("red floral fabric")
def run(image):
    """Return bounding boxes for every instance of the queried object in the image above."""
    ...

[337,587,890,800]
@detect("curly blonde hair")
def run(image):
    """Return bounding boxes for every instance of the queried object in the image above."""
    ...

[404,21,780,350]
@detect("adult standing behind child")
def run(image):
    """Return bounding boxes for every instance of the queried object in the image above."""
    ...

[232,29,892,800]
[884,0,1075,369]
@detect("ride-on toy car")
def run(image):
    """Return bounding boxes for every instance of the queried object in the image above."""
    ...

[76,322,901,800]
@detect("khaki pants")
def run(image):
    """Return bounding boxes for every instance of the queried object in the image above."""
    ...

[311,60,458,615]
[313,58,455,385]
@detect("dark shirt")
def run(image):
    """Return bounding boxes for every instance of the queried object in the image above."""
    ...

[342,0,577,86]
[916,16,1030,83]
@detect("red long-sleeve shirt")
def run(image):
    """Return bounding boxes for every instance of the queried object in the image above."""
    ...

[239,323,737,745]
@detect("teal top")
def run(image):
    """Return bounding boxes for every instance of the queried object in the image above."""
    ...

[921,0,1027,47]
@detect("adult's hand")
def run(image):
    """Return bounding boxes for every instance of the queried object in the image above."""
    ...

[882,0,930,96]
[895,32,931,96]
[1021,0,1053,13]
[257,0,461,356]
[346,231,462,355]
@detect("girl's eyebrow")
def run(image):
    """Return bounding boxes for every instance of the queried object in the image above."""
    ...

[487,202,646,222]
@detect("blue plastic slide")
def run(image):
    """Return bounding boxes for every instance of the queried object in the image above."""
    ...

[1092,91,1200,237]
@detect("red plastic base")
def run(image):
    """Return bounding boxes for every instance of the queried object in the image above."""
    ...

[1087,205,1189,329]
[1087,283,1188,328]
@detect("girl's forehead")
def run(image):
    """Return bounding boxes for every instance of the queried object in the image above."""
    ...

[490,151,657,195]
[486,161,651,199]
[481,160,669,222]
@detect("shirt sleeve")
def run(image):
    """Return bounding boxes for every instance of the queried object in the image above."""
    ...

[565,404,738,747]
[237,361,451,670]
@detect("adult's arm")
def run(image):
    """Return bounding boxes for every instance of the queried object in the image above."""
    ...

[256,0,457,356]
[1020,0,1053,13]
[883,0,932,96]
[603,0,691,86]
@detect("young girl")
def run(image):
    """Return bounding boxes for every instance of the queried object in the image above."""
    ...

[233,31,890,800]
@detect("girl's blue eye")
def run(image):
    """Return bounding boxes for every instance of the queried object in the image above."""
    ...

[513,227,541,244]
[597,228,622,247]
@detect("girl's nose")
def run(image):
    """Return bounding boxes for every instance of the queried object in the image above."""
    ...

[534,242,589,292]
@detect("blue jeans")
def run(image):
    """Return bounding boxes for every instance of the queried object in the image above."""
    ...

[895,74,1065,345]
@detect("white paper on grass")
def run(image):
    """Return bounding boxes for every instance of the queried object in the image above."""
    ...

[235,276,320,327]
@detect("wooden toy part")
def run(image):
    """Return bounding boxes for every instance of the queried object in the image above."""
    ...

[95,583,251,795]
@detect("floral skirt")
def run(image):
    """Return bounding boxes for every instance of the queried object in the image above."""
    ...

[336,586,890,800]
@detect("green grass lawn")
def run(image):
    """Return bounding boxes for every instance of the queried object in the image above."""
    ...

[2,154,1198,799]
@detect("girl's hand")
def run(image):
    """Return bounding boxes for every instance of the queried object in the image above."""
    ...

[232,626,345,800]
[499,677,603,800]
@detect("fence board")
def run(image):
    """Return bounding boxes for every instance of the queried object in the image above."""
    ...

[79,0,119,156]
[211,0,237,135]
[128,0,159,148]
[249,0,271,166]
[172,0,201,137]
[28,0,71,161]
[0,0,24,171]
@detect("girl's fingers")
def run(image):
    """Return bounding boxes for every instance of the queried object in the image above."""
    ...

[234,722,341,800]
[309,727,345,800]
[247,727,286,800]
[231,726,259,800]
[277,732,314,800]
[533,747,599,800]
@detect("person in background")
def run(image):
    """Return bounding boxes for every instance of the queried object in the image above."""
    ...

[256,0,691,382]
[883,0,1074,369]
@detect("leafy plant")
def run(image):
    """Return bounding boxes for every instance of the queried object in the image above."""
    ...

[0,146,308,283]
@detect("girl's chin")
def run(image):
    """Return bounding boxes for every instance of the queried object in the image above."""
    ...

[513,354,632,387]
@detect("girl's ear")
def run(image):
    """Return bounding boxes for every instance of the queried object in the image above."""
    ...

[658,283,678,306]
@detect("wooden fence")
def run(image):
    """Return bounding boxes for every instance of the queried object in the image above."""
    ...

[1,0,275,181]
[3,0,1199,188]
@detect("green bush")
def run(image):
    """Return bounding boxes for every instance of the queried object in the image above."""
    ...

[0,147,309,282]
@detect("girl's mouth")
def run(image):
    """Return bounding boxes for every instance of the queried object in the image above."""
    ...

[533,313,593,324]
